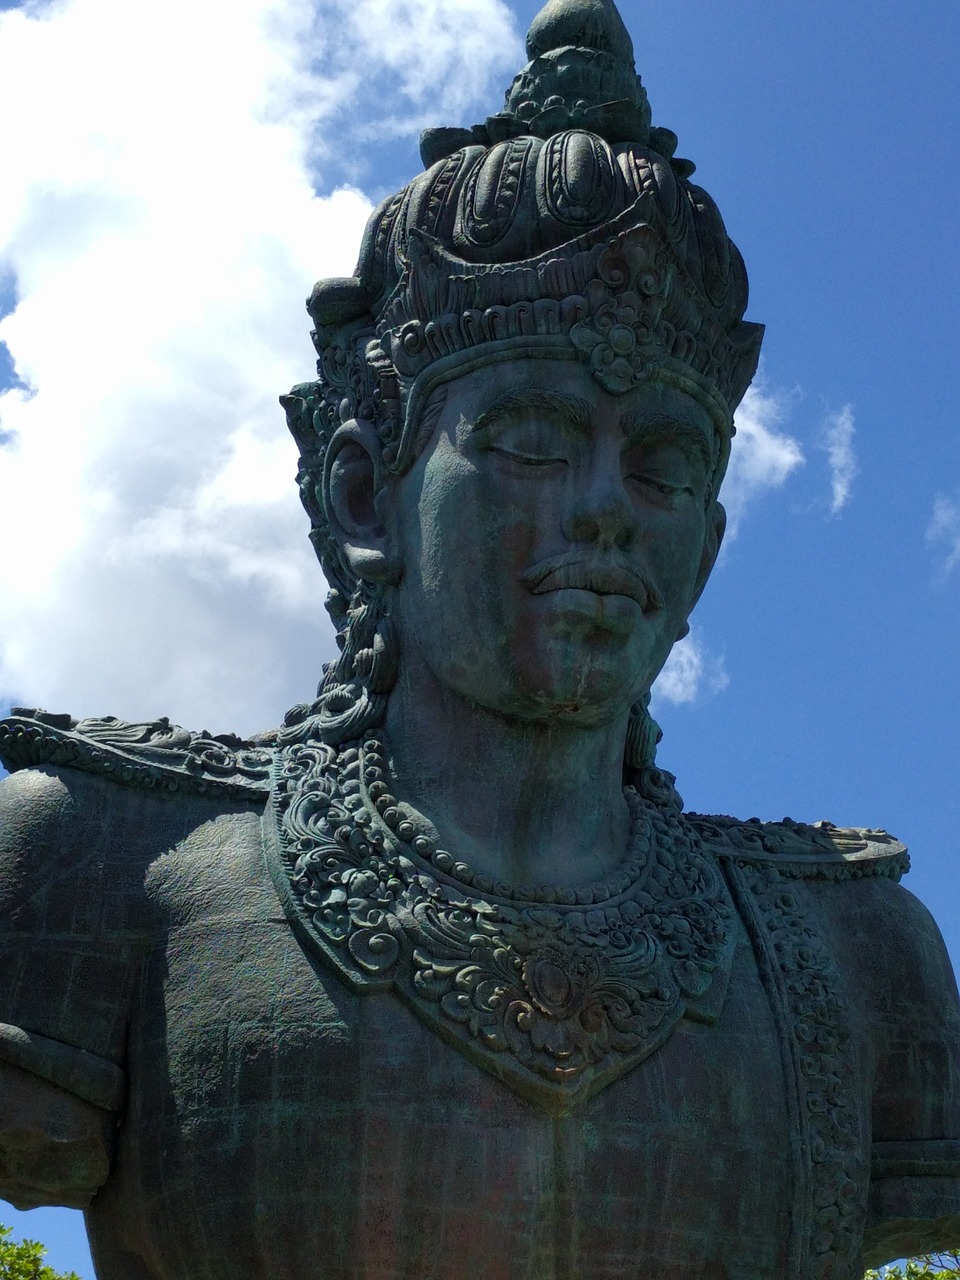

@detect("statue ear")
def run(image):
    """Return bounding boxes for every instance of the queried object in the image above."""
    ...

[323,420,400,585]
[676,500,726,640]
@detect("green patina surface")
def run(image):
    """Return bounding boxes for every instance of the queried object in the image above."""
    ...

[0,1,958,1276]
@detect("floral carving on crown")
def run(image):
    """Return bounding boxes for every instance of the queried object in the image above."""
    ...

[371,216,742,445]
[568,239,671,393]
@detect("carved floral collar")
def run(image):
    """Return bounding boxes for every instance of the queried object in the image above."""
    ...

[264,734,737,1113]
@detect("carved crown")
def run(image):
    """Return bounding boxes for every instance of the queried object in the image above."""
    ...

[293,0,762,486]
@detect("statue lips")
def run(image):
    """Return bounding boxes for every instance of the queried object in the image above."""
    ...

[519,557,663,615]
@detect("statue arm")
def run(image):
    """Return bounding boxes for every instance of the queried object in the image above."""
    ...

[0,767,132,1209]
[851,879,960,1266]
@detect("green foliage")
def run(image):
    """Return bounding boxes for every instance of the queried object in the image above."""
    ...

[865,1254,960,1279]
[0,1226,81,1280]
[6,1223,960,1280]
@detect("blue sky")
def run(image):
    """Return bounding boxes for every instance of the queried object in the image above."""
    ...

[1,0,958,1273]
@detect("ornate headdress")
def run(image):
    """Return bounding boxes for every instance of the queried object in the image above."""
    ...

[280,0,763,759]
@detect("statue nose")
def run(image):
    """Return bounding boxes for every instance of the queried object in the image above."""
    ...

[562,471,636,550]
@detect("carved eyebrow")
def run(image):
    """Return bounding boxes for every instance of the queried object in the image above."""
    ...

[621,413,714,471]
[469,389,596,436]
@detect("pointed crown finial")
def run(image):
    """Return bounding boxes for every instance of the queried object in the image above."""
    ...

[420,0,670,167]
[525,0,634,62]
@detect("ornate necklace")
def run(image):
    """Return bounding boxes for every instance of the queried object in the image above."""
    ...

[266,732,737,1113]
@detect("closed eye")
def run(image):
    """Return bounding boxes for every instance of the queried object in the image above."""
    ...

[622,436,705,504]
[488,446,568,468]
[626,473,692,498]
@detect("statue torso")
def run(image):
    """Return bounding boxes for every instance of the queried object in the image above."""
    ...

[89,800,799,1280]
[0,712,924,1279]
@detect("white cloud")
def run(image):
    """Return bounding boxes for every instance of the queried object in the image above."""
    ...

[330,0,524,142]
[927,491,960,577]
[0,0,519,735]
[655,383,806,713]
[723,382,805,538]
[651,630,729,708]
[820,404,857,514]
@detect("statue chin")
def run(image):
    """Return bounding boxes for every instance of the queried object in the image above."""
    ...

[401,604,655,731]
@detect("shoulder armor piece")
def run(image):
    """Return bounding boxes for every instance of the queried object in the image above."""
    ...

[0,708,274,801]
[688,812,909,882]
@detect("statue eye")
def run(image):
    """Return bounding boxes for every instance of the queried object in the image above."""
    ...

[631,475,684,496]
[483,418,570,468]
[623,440,700,502]
[488,445,567,468]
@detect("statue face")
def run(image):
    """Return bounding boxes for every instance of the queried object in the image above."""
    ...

[385,357,722,727]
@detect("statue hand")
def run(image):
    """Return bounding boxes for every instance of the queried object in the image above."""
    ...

[0,1053,120,1209]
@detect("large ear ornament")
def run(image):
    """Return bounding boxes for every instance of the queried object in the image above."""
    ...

[323,420,401,586]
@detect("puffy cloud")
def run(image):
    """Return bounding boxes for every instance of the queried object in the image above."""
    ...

[820,404,857,514]
[723,382,805,538]
[326,0,524,145]
[927,491,960,577]
[0,0,519,735]
[651,630,730,708]
[652,380,806,709]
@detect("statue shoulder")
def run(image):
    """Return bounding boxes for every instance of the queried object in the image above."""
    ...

[687,811,909,882]
[0,708,276,802]
[0,760,82,883]
[689,809,955,1022]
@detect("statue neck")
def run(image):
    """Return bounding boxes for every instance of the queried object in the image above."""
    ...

[383,662,631,893]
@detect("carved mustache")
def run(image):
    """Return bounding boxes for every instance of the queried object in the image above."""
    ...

[519,557,665,613]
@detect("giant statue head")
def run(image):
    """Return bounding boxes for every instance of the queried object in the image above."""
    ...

[279,0,763,780]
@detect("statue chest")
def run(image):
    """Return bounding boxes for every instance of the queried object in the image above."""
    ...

[84,809,870,1280]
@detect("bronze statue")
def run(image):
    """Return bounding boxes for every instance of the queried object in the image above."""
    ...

[2,0,959,1274]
